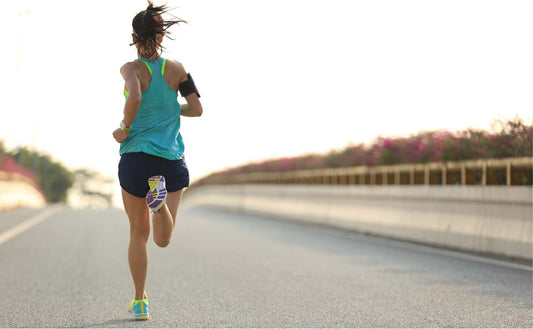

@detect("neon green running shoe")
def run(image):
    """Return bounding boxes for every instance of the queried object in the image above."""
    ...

[128,293,148,314]
[131,299,149,320]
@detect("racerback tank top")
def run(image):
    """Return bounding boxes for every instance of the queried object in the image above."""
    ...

[119,57,184,160]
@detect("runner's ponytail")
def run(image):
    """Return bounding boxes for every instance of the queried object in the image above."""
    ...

[131,1,187,58]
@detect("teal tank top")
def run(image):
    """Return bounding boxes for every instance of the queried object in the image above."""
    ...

[119,57,184,160]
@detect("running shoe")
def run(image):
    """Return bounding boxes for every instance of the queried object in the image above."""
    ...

[146,175,167,213]
[131,299,150,320]
[128,293,147,313]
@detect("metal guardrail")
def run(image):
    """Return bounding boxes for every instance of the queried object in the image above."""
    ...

[198,157,533,186]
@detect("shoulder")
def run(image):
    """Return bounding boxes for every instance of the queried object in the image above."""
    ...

[120,61,143,77]
[164,59,188,82]
[165,59,185,71]
[166,58,183,69]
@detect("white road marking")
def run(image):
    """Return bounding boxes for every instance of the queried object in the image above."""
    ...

[325,226,533,272]
[381,237,533,272]
[0,206,63,246]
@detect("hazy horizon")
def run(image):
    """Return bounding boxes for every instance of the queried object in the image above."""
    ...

[1,0,531,184]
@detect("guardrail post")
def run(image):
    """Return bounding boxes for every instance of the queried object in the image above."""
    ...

[507,161,512,186]
[482,163,487,186]
[200,157,532,187]
[339,172,346,185]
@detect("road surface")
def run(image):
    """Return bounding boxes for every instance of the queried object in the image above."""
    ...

[0,204,531,327]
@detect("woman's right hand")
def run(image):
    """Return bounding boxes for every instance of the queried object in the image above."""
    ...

[113,128,129,143]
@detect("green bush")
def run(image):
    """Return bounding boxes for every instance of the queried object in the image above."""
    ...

[7,148,73,203]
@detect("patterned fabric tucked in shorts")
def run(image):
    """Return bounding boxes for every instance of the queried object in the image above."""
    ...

[118,152,189,198]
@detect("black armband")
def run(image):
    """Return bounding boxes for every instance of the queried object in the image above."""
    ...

[179,73,200,98]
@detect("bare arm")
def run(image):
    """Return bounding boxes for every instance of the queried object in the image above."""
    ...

[121,63,142,127]
[113,63,142,143]
[173,61,203,117]
[180,93,203,117]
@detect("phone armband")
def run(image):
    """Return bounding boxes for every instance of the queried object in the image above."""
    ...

[178,73,200,98]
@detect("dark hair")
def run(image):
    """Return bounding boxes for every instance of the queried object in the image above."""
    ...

[131,1,186,58]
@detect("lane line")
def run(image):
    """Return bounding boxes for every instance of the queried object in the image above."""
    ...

[192,207,533,272]
[373,236,533,272]
[222,208,533,272]
[314,225,533,272]
[0,206,63,246]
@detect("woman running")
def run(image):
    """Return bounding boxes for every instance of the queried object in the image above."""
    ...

[112,1,203,320]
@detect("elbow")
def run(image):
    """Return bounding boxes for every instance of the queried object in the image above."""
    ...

[195,105,203,117]
[191,104,203,117]
[128,95,142,106]
[185,95,203,117]
[126,92,142,106]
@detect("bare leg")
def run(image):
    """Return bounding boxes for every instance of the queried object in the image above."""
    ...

[152,189,184,247]
[122,189,150,301]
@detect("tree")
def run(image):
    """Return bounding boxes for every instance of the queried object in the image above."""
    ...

[10,147,73,203]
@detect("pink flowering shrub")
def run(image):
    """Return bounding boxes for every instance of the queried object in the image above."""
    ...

[200,117,532,182]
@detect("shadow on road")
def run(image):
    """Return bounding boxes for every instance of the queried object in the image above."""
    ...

[76,318,137,328]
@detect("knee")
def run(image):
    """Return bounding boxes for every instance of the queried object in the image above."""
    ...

[131,226,150,242]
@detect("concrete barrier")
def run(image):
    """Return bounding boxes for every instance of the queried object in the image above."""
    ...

[183,184,533,260]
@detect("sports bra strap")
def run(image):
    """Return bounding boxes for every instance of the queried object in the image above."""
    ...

[138,58,166,76]
[138,59,153,75]
[124,58,167,98]
[161,59,166,76]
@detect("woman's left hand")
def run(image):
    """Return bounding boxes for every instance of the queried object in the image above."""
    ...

[113,128,129,143]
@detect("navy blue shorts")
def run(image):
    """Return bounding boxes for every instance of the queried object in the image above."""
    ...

[118,152,190,198]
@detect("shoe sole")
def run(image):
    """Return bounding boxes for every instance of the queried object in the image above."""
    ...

[146,176,167,212]
[134,314,149,320]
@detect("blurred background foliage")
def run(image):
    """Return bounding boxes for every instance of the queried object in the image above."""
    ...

[0,145,73,203]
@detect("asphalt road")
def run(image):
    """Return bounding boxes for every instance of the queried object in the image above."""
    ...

[0,203,531,328]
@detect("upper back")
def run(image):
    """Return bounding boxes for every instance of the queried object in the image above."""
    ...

[134,57,187,94]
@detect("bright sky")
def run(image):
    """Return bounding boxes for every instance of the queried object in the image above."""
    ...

[1,0,532,184]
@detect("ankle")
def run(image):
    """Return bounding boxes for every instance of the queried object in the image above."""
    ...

[135,292,147,301]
